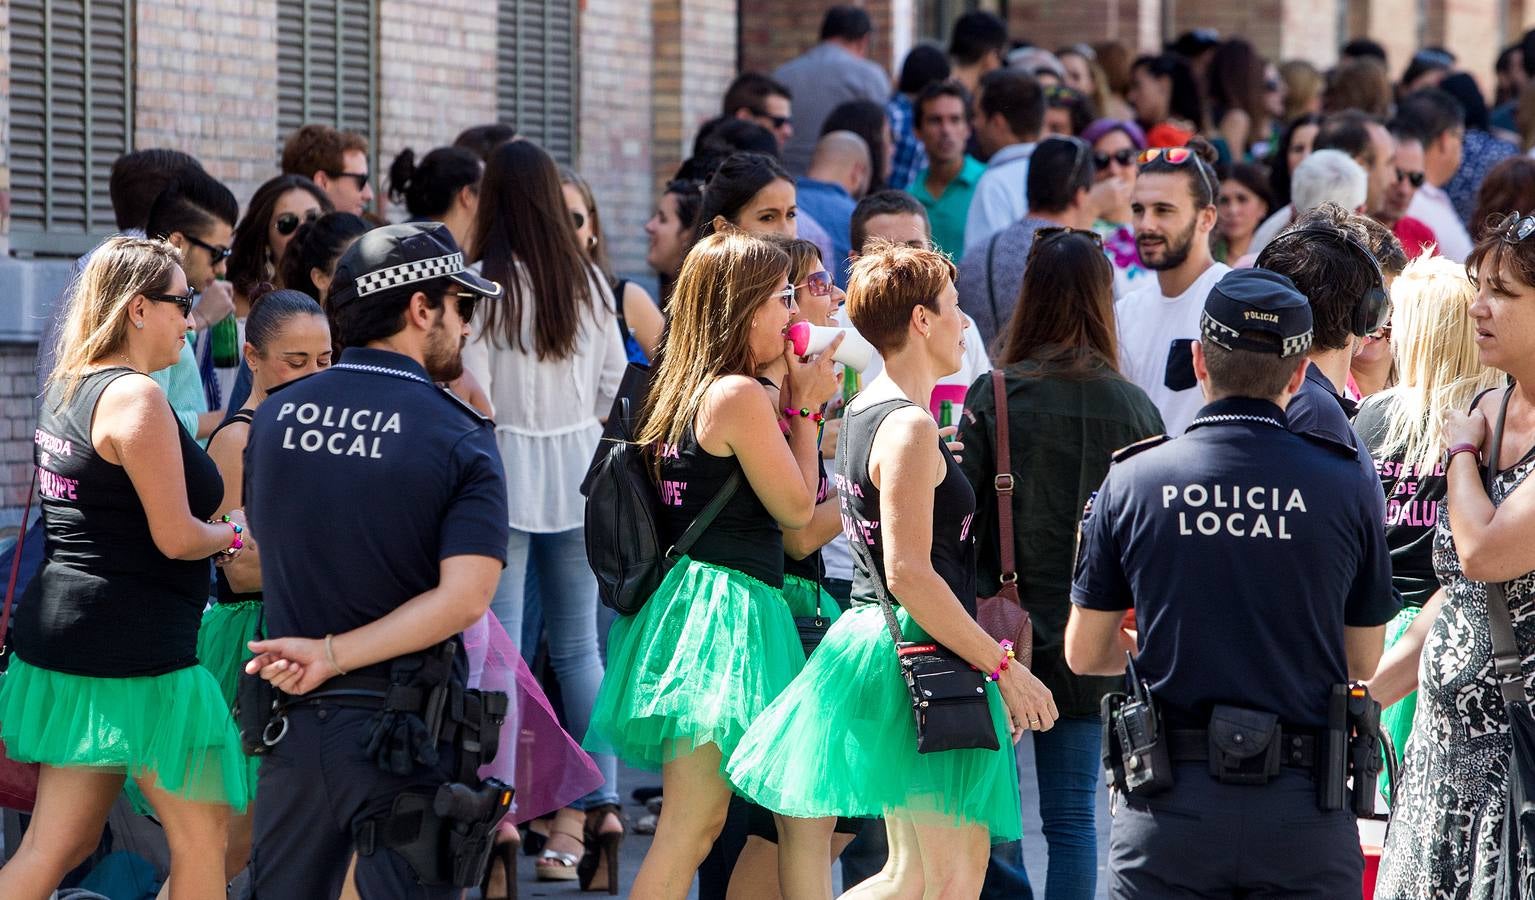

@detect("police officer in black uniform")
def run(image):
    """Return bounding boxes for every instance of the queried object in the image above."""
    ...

[1065,268,1399,898]
[242,222,511,898]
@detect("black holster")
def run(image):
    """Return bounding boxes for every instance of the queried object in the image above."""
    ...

[353,778,515,887]
[1319,682,1382,814]
[235,669,286,756]
[1101,690,1174,798]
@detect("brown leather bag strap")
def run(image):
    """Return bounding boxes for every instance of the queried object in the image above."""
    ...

[990,370,1017,586]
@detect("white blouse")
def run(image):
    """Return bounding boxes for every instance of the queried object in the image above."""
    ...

[462,260,626,533]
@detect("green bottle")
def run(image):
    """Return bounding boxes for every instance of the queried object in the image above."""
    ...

[210,314,240,368]
[939,400,954,429]
[840,367,860,412]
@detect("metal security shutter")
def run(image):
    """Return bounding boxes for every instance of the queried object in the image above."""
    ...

[275,0,378,156]
[10,0,133,257]
[497,0,579,164]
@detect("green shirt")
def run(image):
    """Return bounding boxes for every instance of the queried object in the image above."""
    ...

[911,155,986,261]
[956,357,1165,717]
[149,333,209,444]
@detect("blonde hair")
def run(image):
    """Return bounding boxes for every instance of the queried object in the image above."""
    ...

[47,235,182,406]
[1375,254,1504,475]
[637,228,789,467]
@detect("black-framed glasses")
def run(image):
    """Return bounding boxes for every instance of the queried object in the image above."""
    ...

[1494,211,1535,243]
[185,235,231,265]
[275,208,320,236]
[449,291,481,322]
[145,290,197,318]
[751,108,791,129]
[1396,168,1426,189]
[326,170,370,190]
[1094,148,1137,169]
[571,210,587,231]
[794,270,833,298]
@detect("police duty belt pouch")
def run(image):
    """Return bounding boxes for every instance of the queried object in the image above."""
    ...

[1100,672,1174,798]
[583,383,742,615]
[1207,705,1282,785]
[849,533,997,754]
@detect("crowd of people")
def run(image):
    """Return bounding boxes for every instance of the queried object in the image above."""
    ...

[3,4,1535,899]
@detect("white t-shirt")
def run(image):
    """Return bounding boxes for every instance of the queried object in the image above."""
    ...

[1406,184,1472,263]
[1115,262,1231,435]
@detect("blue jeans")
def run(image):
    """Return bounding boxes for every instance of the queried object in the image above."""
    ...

[489,527,619,809]
[984,714,1101,900]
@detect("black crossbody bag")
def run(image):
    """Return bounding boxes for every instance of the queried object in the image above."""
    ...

[846,535,998,754]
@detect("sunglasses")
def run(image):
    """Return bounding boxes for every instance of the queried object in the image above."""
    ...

[449,291,480,322]
[275,208,320,236]
[1396,168,1426,189]
[145,290,197,318]
[186,235,232,265]
[1139,146,1217,199]
[794,270,833,298]
[769,286,796,309]
[1027,226,1105,263]
[1094,148,1137,169]
[571,210,586,231]
[751,108,791,129]
[325,170,370,190]
[1494,211,1535,243]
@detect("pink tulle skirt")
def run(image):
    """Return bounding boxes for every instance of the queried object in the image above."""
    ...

[464,612,603,823]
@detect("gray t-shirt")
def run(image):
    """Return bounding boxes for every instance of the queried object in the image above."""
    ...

[774,43,889,176]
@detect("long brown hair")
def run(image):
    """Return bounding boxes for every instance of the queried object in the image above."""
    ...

[470,139,595,360]
[637,229,788,466]
[997,230,1118,375]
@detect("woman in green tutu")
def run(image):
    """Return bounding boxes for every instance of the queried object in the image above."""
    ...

[583,227,841,898]
[0,237,249,899]
[727,237,859,898]
[198,287,333,879]
[726,241,1059,899]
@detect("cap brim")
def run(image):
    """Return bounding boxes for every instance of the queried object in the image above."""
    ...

[449,268,504,299]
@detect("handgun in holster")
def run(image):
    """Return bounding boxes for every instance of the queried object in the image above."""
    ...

[1319,681,1382,815]
[1101,653,1174,798]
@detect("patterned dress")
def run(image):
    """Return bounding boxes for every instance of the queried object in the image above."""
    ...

[1376,448,1535,899]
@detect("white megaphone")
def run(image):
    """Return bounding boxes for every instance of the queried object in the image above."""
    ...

[787,321,878,373]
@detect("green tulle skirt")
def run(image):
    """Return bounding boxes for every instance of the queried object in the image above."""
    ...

[726,605,1023,842]
[782,573,843,625]
[196,600,263,807]
[0,656,248,811]
[1380,605,1422,803]
[584,556,804,772]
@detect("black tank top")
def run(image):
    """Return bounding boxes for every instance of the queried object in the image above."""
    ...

[656,422,783,587]
[837,398,977,615]
[17,368,224,676]
[209,410,262,605]
[783,467,829,583]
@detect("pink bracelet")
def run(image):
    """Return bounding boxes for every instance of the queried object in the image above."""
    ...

[219,516,244,554]
[984,639,1017,682]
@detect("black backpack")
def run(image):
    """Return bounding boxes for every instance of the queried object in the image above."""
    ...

[583,366,739,614]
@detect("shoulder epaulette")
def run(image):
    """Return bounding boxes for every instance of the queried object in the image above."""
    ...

[1110,434,1171,463]
[1297,429,1359,460]
[436,385,493,425]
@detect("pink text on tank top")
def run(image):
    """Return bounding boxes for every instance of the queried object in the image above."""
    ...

[959,512,973,542]
[1376,459,1444,528]
[38,467,79,501]
[658,443,680,459]
[659,480,687,506]
[841,513,879,546]
[831,473,865,498]
[34,428,72,458]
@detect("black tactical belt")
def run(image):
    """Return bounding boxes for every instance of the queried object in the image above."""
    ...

[1168,728,1319,769]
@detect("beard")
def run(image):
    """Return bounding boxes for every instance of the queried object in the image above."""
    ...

[1136,216,1199,271]
[424,318,465,382]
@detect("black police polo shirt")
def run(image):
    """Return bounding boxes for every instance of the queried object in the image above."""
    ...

[1071,397,1398,729]
[245,347,510,678]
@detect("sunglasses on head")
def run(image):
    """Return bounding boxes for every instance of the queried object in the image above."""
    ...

[275,208,320,236]
[186,235,232,265]
[794,270,833,298]
[145,289,198,318]
[325,170,370,190]
[1027,226,1105,263]
[1396,168,1426,189]
[1094,148,1137,169]
[1138,147,1194,166]
[1494,211,1535,243]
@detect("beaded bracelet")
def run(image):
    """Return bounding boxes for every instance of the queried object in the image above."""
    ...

[218,514,244,555]
[984,639,1017,683]
[782,406,825,425]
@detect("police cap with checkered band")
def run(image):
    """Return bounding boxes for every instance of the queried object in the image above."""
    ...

[1200,268,1314,358]
[326,221,503,311]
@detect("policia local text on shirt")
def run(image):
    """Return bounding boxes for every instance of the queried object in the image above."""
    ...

[1064,268,1399,898]
[240,222,514,898]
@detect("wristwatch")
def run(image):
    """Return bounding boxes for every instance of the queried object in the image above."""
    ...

[1444,442,1480,469]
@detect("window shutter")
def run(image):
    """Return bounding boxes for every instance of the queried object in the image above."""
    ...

[10,0,133,256]
[276,0,378,158]
[498,0,580,164]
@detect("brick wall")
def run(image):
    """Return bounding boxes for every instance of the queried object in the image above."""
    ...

[135,0,278,213]
[1009,0,1160,55]
[1354,0,1421,80]
[739,0,906,81]
[376,0,497,220]
[649,0,736,193]
[1425,0,1501,94]
[579,0,654,273]
[1,345,35,530]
